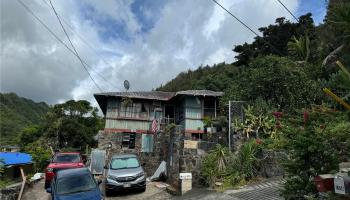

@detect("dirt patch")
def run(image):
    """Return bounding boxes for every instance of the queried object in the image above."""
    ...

[106,182,172,200]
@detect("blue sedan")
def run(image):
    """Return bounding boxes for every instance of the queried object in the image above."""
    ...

[46,168,103,200]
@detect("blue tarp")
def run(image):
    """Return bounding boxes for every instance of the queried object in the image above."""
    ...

[0,152,32,166]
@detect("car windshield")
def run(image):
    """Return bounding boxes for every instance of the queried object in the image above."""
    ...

[56,174,96,195]
[53,154,80,163]
[110,157,139,169]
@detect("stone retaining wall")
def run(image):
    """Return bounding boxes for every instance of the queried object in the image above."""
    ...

[0,183,22,200]
[259,150,286,178]
[98,130,166,177]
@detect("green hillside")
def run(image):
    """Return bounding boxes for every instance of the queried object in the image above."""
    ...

[158,3,350,110]
[0,93,49,145]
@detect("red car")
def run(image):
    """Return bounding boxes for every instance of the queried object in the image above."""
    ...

[44,152,85,189]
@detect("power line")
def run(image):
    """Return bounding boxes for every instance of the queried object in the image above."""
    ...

[41,0,134,92]
[276,0,299,22]
[211,0,260,37]
[17,0,117,91]
[211,0,285,56]
[41,0,120,71]
[48,0,102,92]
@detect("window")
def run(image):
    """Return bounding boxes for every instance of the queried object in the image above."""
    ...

[191,133,203,141]
[57,174,96,195]
[110,157,140,169]
[141,134,153,152]
[53,154,81,163]
[121,133,136,149]
[119,103,148,119]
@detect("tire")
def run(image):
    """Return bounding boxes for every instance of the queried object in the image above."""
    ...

[139,186,146,193]
[44,182,50,189]
[104,188,111,197]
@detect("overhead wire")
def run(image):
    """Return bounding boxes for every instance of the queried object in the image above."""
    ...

[211,0,286,56]
[276,0,300,22]
[48,0,102,92]
[40,0,122,90]
[16,0,118,92]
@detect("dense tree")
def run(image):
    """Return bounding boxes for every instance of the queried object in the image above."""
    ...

[17,125,43,147]
[0,93,49,145]
[233,14,317,66]
[222,56,323,110]
[44,100,103,149]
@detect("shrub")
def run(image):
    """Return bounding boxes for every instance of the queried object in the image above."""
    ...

[201,141,261,188]
[24,141,52,172]
[279,107,350,199]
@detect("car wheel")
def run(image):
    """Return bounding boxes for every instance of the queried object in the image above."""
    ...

[104,188,110,197]
[44,182,50,189]
[139,186,146,193]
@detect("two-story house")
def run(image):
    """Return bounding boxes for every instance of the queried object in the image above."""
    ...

[94,90,223,153]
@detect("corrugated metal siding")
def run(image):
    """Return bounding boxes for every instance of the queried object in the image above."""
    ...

[184,96,203,130]
[186,108,201,119]
[105,119,150,130]
[185,119,204,131]
[106,98,120,118]
[185,96,201,108]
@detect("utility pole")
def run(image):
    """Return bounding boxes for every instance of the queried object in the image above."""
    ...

[228,101,231,152]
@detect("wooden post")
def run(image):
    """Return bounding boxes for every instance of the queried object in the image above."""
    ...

[214,99,217,119]
[17,166,26,200]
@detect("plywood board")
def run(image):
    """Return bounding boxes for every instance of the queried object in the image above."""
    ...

[184,140,198,149]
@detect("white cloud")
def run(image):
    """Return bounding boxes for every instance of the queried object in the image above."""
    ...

[1,0,301,105]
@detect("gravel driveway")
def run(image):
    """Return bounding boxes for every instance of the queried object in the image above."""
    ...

[22,179,171,200]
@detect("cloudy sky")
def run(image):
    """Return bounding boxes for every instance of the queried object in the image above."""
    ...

[0,0,327,105]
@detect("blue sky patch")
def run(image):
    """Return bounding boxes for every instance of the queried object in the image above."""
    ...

[130,0,166,33]
[297,0,328,24]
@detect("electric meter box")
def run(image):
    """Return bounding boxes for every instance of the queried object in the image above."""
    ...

[334,174,350,195]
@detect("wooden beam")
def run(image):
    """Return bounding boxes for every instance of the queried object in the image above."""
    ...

[17,166,26,200]
[336,61,350,79]
[323,88,350,111]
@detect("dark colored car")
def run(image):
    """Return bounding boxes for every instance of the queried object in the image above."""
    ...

[105,154,146,194]
[45,152,85,189]
[46,168,103,200]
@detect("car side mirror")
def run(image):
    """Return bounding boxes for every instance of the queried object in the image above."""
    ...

[104,165,108,169]
[97,180,102,185]
[141,163,146,167]
[46,187,52,193]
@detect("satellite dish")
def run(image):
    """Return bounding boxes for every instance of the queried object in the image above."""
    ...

[123,80,130,91]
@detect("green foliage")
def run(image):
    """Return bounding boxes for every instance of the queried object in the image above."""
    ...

[24,141,52,172]
[201,141,261,188]
[327,1,350,43]
[44,100,103,149]
[0,93,49,145]
[235,105,277,139]
[230,140,260,181]
[0,158,4,174]
[17,125,43,147]
[201,144,229,187]
[288,34,310,62]
[278,108,350,199]
[225,56,323,110]
[233,14,316,66]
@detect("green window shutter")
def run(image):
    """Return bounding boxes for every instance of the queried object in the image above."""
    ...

[142,134,154,152]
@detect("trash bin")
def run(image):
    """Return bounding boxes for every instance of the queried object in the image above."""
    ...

[179,173,192,195]
[334,174,350,195]
[314,174,334,192]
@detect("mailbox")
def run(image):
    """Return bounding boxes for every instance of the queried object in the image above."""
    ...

[334,174,350,195]
[314,174,334,192]
[179,173,192,195]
